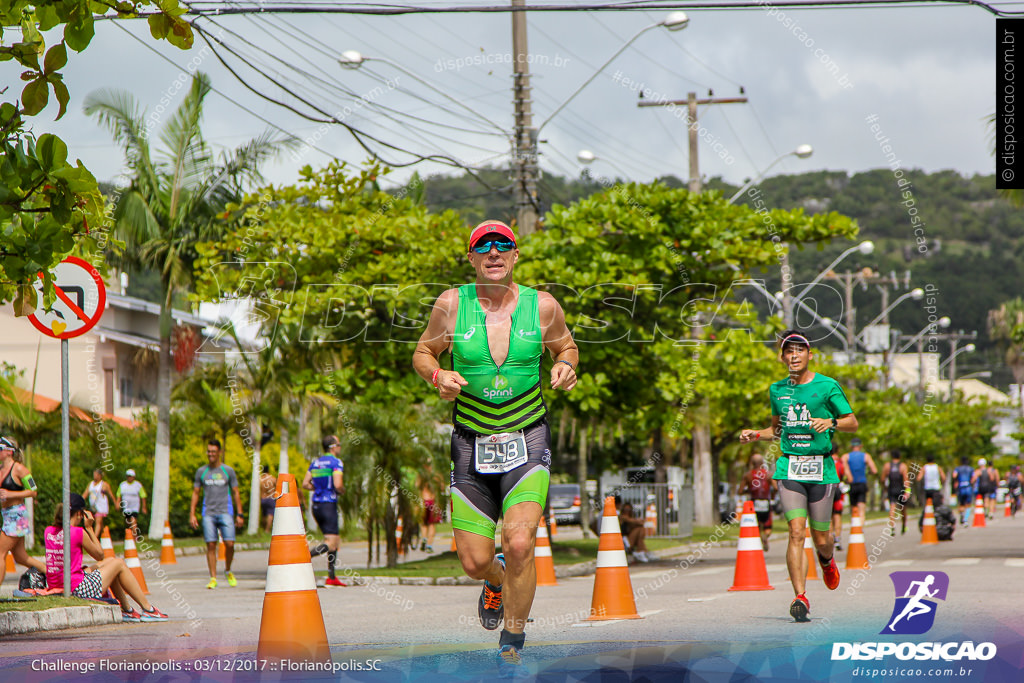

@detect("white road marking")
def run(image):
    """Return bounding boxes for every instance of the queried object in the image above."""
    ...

[942,558,981,565]
[878,560,915,567]
[570,610,661,627]
[1004,558,1024,567]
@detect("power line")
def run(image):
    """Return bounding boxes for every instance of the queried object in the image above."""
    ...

[175,1,1017,18]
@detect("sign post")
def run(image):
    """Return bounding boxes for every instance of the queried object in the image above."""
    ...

[28,256,106,596]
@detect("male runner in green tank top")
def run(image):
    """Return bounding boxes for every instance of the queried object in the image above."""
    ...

[740,330,859,623]
[413,220,579,670]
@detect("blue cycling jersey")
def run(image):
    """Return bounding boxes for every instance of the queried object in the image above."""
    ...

[308,455,343,503]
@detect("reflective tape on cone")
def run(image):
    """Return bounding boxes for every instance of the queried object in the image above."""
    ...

[123,527,149,594]
[100,528,116,560]
[921,497,939,544]
[804,533,818,581]
[972,496,987,528]
[259,473,330,664]
[535,517,557,586]
[729,501,773,591]
[160,520,177,565]
[587,498,640,619]
[845,517,870,570]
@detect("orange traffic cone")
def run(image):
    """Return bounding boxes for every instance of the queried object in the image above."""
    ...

[535,516,557,586]
[396,516,404,556]
[804,532,818,580]
[587,497,640,620]
[218,540,226,561]
[99,526,116,559]
[845,516,870,569]
[4,551,14,574]
[160,519,177,564]
[1005,496,1012,518]
[729,501,774,591]
[972,496,986,527]
[734,500,744,523]
[258,474,330,663]
[920,497,939,545]
[123,526,149,594]
[549,514,558,538]
[644,504,657,535]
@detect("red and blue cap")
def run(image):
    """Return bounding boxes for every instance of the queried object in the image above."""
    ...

[468,221,517,251]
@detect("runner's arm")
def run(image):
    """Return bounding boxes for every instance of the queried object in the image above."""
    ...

[740,416,781,443]
[333,469,344,495]
[539,292,578,391]
[189,486,200,528]
[413,289,467,399]
[302,470,314,491]
[1,465,37,502]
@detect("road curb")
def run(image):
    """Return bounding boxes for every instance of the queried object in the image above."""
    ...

[0,603,121,636]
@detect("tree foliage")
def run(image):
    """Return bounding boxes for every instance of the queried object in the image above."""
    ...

[0,0,192,307]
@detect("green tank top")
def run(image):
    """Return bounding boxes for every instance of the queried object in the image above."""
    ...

[452,284,546,435]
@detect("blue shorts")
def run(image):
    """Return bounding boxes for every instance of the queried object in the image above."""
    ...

[202,513,236,543]
[957,492,973,506]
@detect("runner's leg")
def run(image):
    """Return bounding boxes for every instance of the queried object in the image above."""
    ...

[500,501,542,634]
[780,480,811,597]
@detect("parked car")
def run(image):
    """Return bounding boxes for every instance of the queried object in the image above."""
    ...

[549,484,583,525]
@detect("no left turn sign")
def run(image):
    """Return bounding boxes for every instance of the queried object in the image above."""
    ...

[28,256,107,340]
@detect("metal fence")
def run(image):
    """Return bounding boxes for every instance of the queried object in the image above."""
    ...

[602,483,694,538]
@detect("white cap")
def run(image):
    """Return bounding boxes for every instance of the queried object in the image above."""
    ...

[978,459,986,467]
[126,469,136,476]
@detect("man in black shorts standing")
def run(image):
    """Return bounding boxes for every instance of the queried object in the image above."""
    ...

[738,453,776,552]
[741,330,859,622]
[413,220,578,670]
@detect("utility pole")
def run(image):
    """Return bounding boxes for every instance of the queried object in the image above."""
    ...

[822,268,890,352]
[511,0,539,235]
[639,91,743,526]
[638,92,747,192]
[946,331,978,401]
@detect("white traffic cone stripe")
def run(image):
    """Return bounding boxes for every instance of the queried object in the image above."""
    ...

[162,538,174,546]
[271,507,305,536]
[125,557,141,568]
[849,534,865,543]
[803,535,813,549]
[596,549,629,568]
[538,525,548,539]
[535,545,552,558]
[600,515,621,534]
[737,537,765,552]
[265,564,318,593]
[124,540,136,551]
[851,517,863,527]
[741,513,757,527]
[923,518,936,526]
[101,538,113,549]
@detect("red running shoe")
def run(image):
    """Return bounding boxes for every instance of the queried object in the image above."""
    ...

[325,577,347,587]
[790,593,810,622]
[822,556,841,590]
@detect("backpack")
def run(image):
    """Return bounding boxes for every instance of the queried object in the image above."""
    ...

[934,505,955,541]
[19,566,46,591]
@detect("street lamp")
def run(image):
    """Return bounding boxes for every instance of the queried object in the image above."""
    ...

[940,341,976,401]
[727,144,814,204]
[791,240,874,305]
[537,12,689,134]
[898,316,951,354]
[856,287,924,341]
[938,343,976,374]
[337,50,509,136]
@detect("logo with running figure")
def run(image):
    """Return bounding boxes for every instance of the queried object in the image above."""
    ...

[881,571,949,635]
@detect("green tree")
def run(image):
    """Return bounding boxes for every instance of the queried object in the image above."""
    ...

[0,0,193,307]
[988,298,1024,419]
[84,74,296,539]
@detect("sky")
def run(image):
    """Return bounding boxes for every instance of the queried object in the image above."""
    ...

[21,2,999,193]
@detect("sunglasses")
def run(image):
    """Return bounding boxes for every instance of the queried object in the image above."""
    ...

[471,240,516,254]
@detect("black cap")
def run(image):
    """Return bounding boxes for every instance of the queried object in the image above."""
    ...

[69,493,87,513]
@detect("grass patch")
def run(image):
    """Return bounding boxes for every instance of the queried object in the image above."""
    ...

[0,596,96,613]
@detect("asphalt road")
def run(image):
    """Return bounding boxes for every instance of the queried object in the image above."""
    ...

[2,515,1022,682]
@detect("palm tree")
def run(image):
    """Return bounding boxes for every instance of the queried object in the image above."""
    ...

[84,73,296,539]
[342,402,446,568]
[988,298,1024,418]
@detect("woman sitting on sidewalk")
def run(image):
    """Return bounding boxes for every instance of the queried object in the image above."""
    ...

[44,493,168,622]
